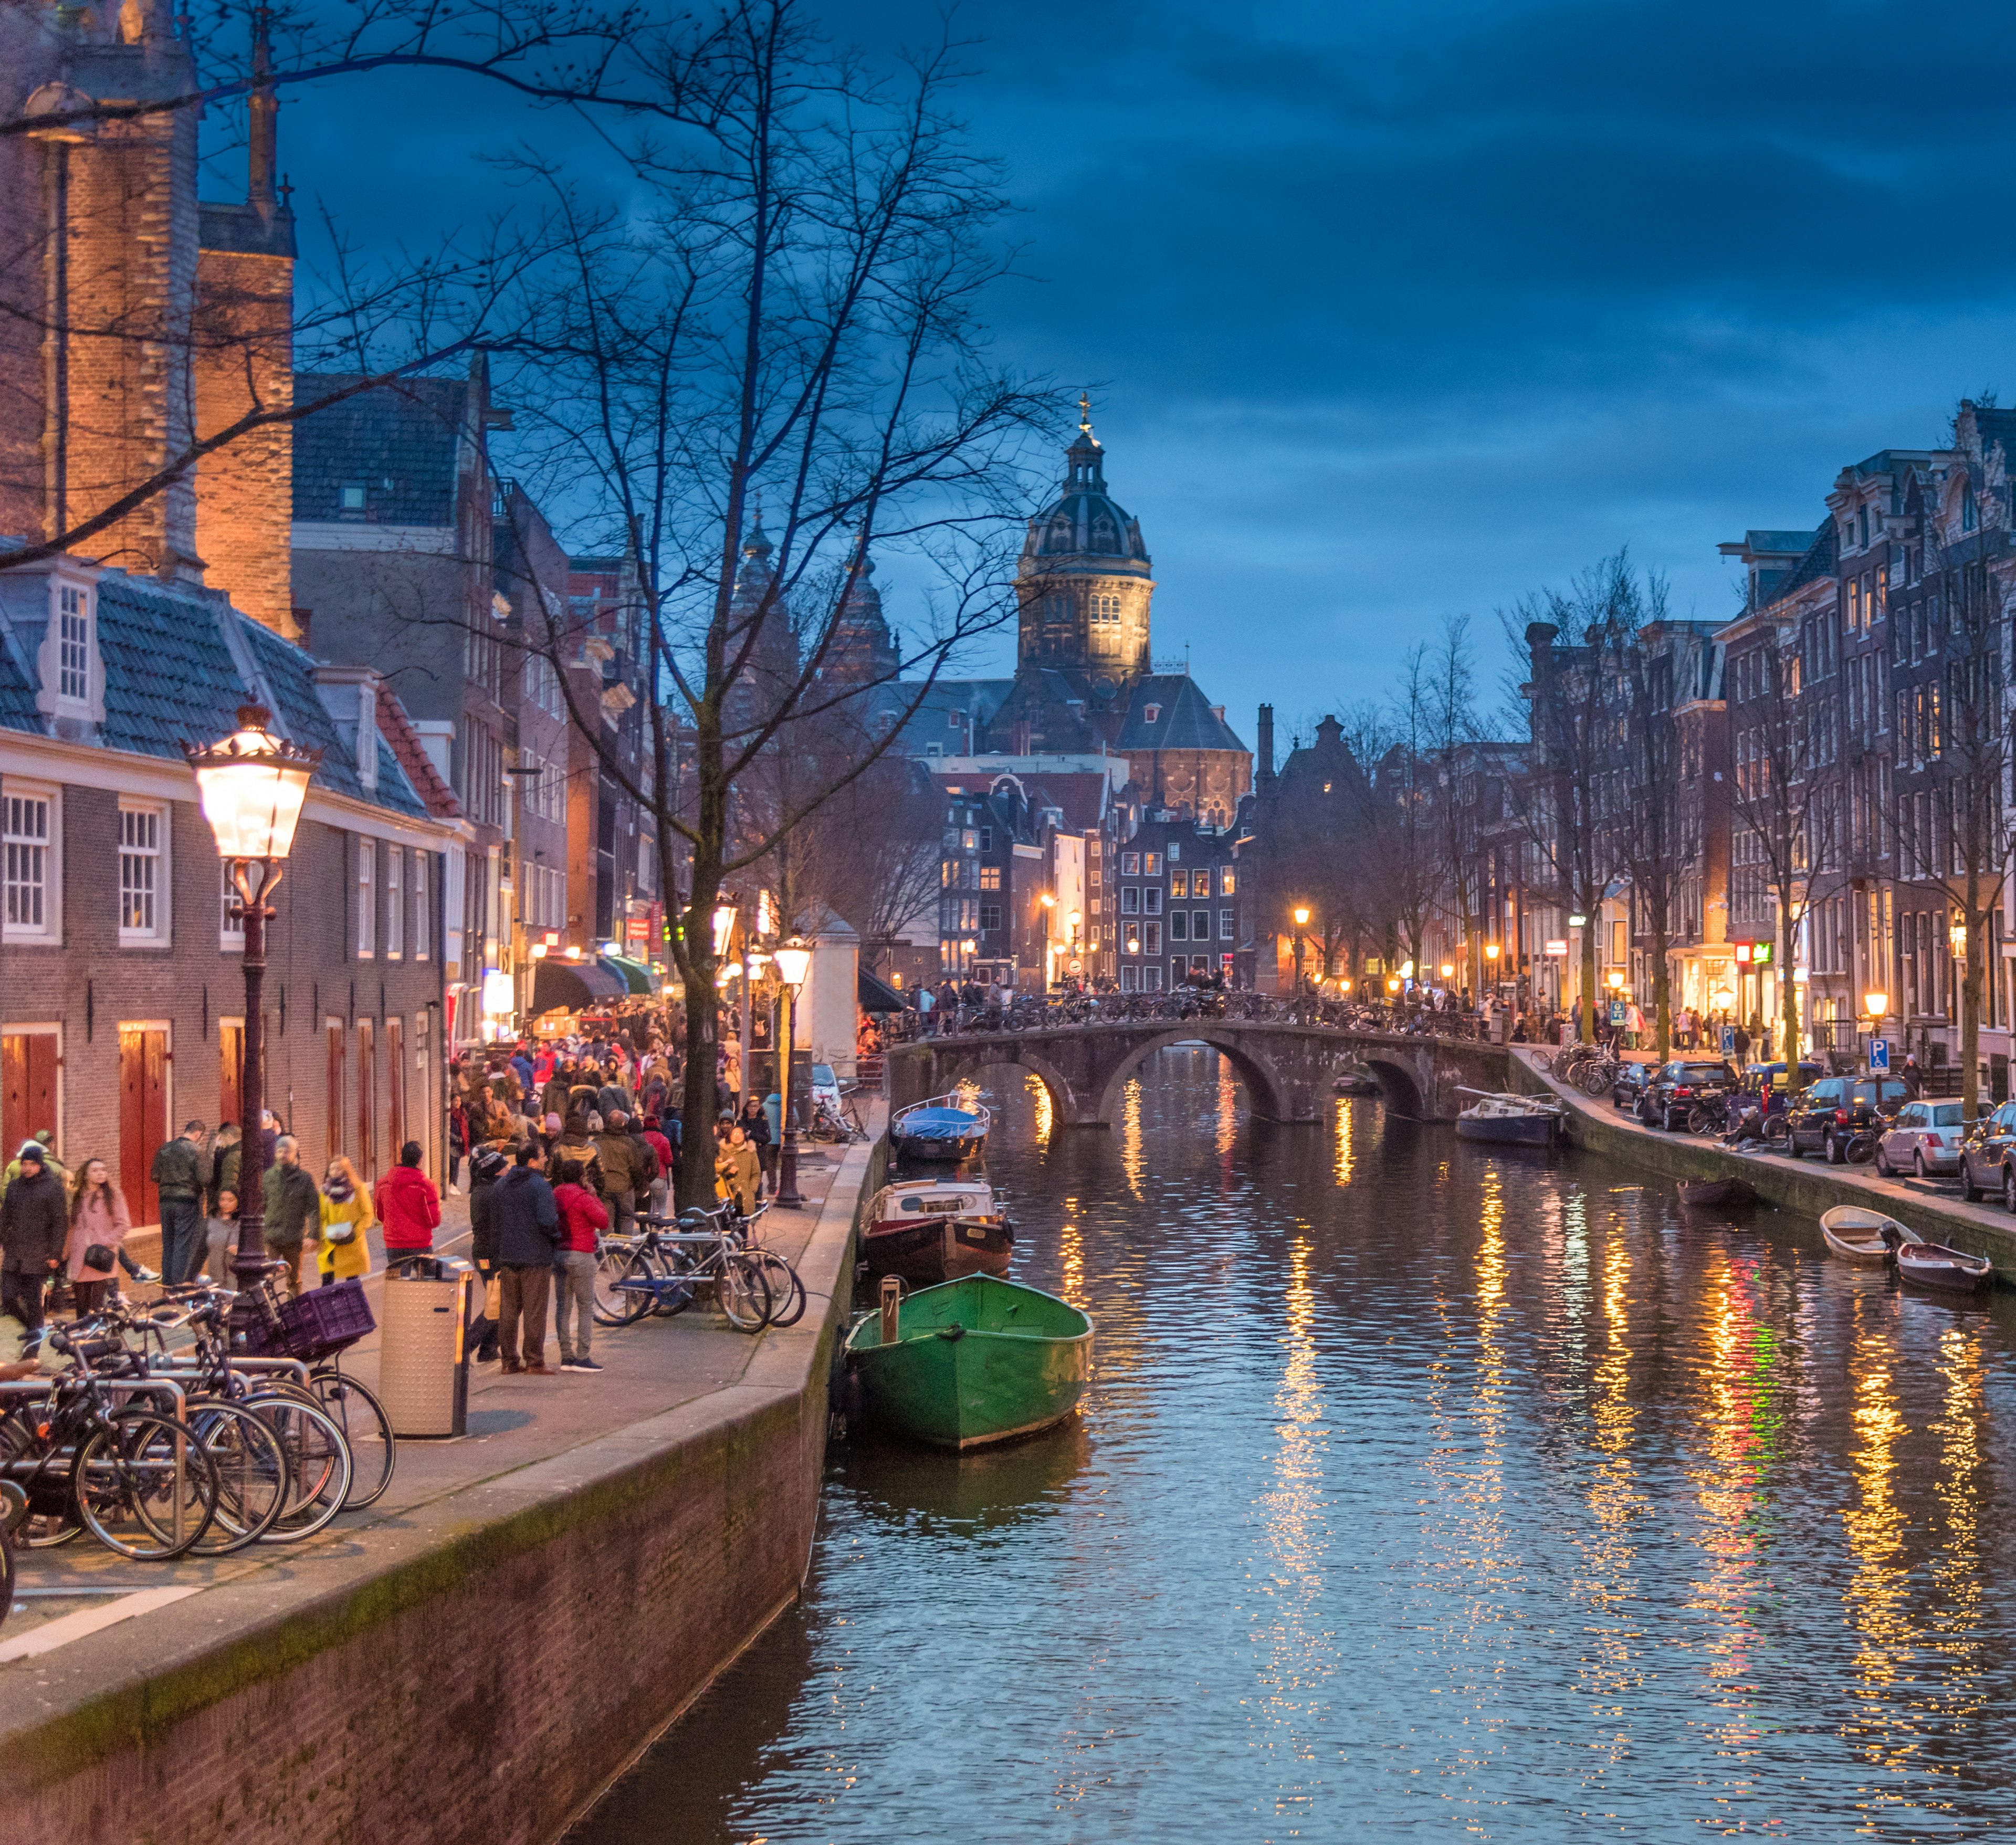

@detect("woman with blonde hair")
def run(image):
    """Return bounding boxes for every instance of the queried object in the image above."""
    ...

[65,1157,132,1315]
[315,1155,375,1285]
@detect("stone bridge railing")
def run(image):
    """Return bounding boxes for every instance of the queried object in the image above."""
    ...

[887,1022,1510,1127]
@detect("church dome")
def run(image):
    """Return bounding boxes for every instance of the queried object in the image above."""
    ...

[1023,412,1149,565]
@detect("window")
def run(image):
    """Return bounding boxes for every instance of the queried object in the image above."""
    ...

[385,848,404,959]
[1144,920,1161,953]
[1091,593,1121,624]
[1194,909,1211,940]
[1171,910,1188,941]
[413,852,430,959]
[220,862,244,947]
[57,585,89,701]
[1121,887,1140,915]
[339,483,367,514]
[1143,704,1161,724]
[1171,869,1189,898]
[118,802,167,944]
[1121,965,1139,992]
[4,785,56,942]
[979,828,993,852]
[1121,853,1139,875]
[1143,853,1162,875]
[1143,887,1162,915]
[1144,963,1162,992]
[980,905,1002,932]
[356,839,376,957]
[1220,908,1234,940]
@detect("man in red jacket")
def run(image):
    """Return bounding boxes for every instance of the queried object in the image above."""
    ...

[375,1141,442,1260]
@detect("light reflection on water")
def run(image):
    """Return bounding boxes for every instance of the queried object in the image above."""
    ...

[571,1052,2016,1844]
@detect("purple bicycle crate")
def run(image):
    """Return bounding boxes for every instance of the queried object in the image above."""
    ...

[281,1277,375,1348]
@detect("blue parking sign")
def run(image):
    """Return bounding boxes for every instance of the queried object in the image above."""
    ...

[1870,1037,1889,1071]
[1609,1000,1626,1026]
[1720,1025,1735,1055]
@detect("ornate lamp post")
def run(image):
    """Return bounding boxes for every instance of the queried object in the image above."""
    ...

[183,706,318,1305]
[1290,904,1310,997]
[772,938,813,1207]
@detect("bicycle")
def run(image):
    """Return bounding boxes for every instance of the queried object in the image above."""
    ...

[598,1211,773,1332]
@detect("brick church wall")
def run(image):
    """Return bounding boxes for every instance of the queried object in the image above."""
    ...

[0,14,54,543]
[193,246,296,635]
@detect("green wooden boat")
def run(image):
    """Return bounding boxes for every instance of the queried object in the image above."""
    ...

[844,1274,1093,1451]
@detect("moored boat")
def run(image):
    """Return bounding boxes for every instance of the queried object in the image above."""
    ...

[891,1092,992,1163]
[1819,1204,1913,1265]
[862,1177,1014,1284]
[1677,1176,1758,1209]
[844,1274,1093,1451]
[1454,1089,1562,1147]
[1896,1238,1994,1294]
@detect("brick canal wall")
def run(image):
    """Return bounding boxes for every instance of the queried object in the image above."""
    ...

[1513,1049,2016,1265]
[0,1137,877,1845]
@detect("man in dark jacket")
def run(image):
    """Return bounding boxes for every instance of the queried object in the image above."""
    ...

[488,1146,561,1374]
[465,1145,510,1361]
[261,1136,321,1299]
[1,1142,68,1330]
[151,1119,209,1284]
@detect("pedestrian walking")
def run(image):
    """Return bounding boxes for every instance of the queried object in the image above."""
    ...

[715,1124,760,1215]
[550,1159,608,1373]
[593,1110,645,1235]
[489,1145,561,1374]
[1732,1023,1751,1069]
[465,1145,510,1362]
[314,1157,374,1286]
[639,1114,675,1219]
[375,1141,442,1262]
[206,1121,242,1218]
[64,1157,131,1317]
[261,1136,320,1299]
[1,1142,67,1331]
[737,1096,773,1196]
[151,1119,209,1284]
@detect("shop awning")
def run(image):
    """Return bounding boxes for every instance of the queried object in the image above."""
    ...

[532,957,627,1014]
[859,967,907,1013]
[598,953,656,997]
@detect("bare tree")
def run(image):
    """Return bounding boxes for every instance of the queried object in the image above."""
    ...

[1609,575,1682,1062]
[1424,614,1485,998]
[492,1,1052,1202]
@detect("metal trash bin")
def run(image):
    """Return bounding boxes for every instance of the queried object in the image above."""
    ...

[376,1256,472,1438]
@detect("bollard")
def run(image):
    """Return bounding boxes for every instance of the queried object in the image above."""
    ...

[879,1275,902,1346]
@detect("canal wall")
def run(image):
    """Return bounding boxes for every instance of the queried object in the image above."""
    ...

[0,1137,877,1845]
[1512,1049,2016,1266]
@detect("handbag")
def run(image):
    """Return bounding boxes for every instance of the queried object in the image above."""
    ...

[82,1243,116,1275]
[484,1274,502,1318]
[324,1218,357,1245]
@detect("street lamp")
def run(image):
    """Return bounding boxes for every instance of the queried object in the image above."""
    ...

[1864,990,1888,1020]
[1606,969,1624,990]
[1440,963,1455,980]
[184,705,318,1301]
[1291,904,1310,995]
[772,938,813,1207]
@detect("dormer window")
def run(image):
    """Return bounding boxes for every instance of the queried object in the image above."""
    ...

[38,574,102,728]
[339,483,367,517]
[1143,703,1161,724]
[57,584,88,700]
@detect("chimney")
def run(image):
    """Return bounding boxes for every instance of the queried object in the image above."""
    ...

[248,5,278,222]
[1256,702,1275,796]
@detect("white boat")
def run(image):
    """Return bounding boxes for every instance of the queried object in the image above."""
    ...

[1454,1088,1564,1147]
[862,1177,1013,1284]
[1819,1204,1914,1265]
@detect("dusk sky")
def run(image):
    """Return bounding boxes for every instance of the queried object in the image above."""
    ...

[277,0,2016,750]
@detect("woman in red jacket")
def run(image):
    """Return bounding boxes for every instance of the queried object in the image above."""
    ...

[550,1158,609,1372]
[374,1141,442,1261]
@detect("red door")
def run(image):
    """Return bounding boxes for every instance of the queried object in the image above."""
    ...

[120,1028,167,1224]
[325,1023,345,1174]
[3,1033,59,1161]
[220,1023,244,1136]
[386,1016,404,1161]
[357,1019,376,1181]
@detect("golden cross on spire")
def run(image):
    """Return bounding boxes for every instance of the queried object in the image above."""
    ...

[1078,391,1093,436]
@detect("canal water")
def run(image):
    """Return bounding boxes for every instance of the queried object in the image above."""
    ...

[571,1051,2016,1842]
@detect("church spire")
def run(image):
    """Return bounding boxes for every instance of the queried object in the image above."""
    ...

[248,4,278,221]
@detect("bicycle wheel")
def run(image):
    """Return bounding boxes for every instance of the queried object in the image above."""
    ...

[596,1245,655,1326]
[307,1369,397,1509]
[185,1400,290,1554]
[0,1412,81,1549]
[751,1252,806,1328]
[246,1396,353,1542]
[1579,1066,1611,1097]
[73,1410,220,1561]
[1530,1051,1555,1076]
[717,1253,773,1332]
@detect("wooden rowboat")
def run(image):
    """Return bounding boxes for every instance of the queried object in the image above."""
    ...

[1819,1205,1910,1265]
[1896,1239,1994,1295]
[844,1274,1093,1451]
[1677,1177,1758,1209]
[862,1178,1014,1285]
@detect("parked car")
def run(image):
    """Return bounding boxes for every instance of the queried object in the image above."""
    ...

[1874,1100,1969,1179]
[1959,1099,2016,1206]
[1638,1059,1740,1131]
[1610,1062,1652,1113]
[1783,1075,1912,1163]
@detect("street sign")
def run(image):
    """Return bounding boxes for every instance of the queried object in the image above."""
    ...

[1609,1000,1626,1026]
[1720,1025,1736,1055]
[1870,1037,1890,1071]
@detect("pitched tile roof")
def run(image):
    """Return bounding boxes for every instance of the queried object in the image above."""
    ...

[1116,675,1247,753]
[292,374,471,525]
[376,689,461,818]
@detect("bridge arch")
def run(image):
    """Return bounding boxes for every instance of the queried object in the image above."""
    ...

[1093,1026,1292,1126]
[1354,1054,1427,1119]
[897,1040,1087,1127]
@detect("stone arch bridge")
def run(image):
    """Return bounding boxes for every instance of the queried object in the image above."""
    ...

[888,1023,1511,1127]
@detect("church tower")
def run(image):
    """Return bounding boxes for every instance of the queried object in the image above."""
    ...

[1015,397,1153,685]
[823,540,899,688]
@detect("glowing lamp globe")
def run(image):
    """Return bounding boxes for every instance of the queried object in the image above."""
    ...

[774,940,813,988]
[184,706,319,861]
[1292,906,1310,928]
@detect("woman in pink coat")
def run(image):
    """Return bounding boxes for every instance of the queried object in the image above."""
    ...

[66,1157,132,1315]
